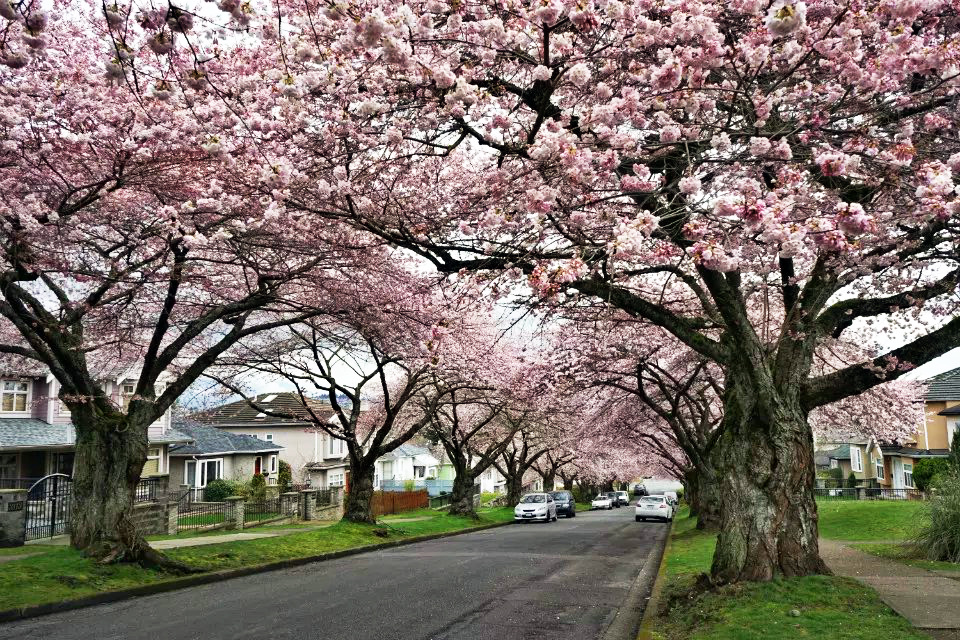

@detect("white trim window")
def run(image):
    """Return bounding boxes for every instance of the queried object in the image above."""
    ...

[329,471,344,486]
[876,458,884,480]
[829,458,839,469]
[185,458,223,488]
[120,382,136,412]
[903,463,914,488]
[1,380,30,414]
[327,435,345,457]
[949,421,958,448]
[265,434,274,442]
[382,460,393,481]
[850,447,863,473]
[269,454,278,473]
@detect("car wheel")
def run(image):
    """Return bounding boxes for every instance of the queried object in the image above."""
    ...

[635,516,641,522]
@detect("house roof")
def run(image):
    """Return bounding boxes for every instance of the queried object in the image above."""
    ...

[938,404,960,416]
[304,460,349,471]
[925,367,960,401]
[191,392,336,428]
[879,445,950,459]
[379,443,435,461]
[817,446,851,461]
[168,420,282,456]
[0,418,190,450]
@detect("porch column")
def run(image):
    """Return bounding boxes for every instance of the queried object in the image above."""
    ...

[301,489,316,521]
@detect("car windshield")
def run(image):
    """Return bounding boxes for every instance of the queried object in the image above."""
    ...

[550,492,571,500]
[594,495,608,500]
[606,492,618,498]
[520,494,546,503]
[641,497,664,504]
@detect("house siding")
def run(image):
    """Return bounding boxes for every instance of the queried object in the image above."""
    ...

[218,426,321,482]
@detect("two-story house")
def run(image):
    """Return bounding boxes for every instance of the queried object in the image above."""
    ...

[0,365,189,489]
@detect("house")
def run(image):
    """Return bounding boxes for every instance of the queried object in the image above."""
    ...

[0,366,189,489]
[816,440,886,485]
[478,466,507,494]
[377,443,440,491]
[168,420,284,498]
[191,392,344,484]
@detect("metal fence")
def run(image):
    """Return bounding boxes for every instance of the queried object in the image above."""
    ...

[244,497,282,525]
[315,488,334,507]
[177,492,227,532]
[25,474,73,541]
[815,487,925,501]
[134,477,162,503]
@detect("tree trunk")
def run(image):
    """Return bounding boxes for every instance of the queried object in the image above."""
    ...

[344,458,377,524]
[686,468,721,531]
[448,467,478,518]
[541,468,557,492]
[505,474,524,506]
[70,407,189,571]
[710,382,829,583]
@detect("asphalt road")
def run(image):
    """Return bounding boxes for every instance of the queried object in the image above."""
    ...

[2,507,670,640]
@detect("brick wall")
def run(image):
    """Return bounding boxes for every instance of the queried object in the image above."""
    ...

[131,501,171,536]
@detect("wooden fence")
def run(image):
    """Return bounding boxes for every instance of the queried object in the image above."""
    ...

[371,489,429,516]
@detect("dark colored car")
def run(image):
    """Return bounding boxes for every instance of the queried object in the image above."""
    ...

[633,484,648,497]
[606,491,621,508]
[549,490,576,518]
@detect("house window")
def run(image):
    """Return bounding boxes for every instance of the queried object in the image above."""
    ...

[829,459,838,469]
[1,380,29,413]
[327,435,344,457]
[876,459,884,480]
[414,465,425,478]
[0,453,17,480]
[185,459,223,488]
[486,469,493,479]
[850,447,863,473]
[265,434,274,442]
[329,471,344,486]
[51,452,74,476]
[903,463,914,488]
[120,382,136,412]
[269,455,278,473]
[382,461,393,480]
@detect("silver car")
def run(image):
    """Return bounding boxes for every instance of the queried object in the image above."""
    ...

[635,495,675,522]
[514,493,557,522]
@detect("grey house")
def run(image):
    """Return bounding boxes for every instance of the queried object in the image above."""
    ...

[168,420,283,498]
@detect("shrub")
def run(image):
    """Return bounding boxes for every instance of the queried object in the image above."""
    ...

[847,471,858,488]
[278,460,292,494]
[403,478,416,492]
[250,473,267,501]
[203,479,234,502]
[912,471,960,563]
[913,458,952,492]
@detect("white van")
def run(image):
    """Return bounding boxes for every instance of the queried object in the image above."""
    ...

[663,491,678,506]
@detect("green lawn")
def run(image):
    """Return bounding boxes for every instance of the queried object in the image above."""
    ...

[0,507,513,612]
[652,507,927,640]
[817,500,925,541]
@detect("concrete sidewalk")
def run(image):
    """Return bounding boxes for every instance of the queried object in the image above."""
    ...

[151,523,335,550]
[820,539,960,636]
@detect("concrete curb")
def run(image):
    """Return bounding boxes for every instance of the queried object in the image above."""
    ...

[636,517,677,640]
[0,520,514,624]
[601,521,673,640]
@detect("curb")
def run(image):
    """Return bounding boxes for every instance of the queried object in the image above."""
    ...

[601,521,673,640]
[0,520,514,624]
[636,517,677,640]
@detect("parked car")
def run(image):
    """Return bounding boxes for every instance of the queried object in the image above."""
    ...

[591,494,614,510]
[549,490,576,518]
[514,493,557,522]
[614,490,630,506]
[606,491,621,508]
[663,491,679,506]
[633,484,648,497]
[635,495,675,522]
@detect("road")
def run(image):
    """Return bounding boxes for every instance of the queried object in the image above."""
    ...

[2,507,670,640]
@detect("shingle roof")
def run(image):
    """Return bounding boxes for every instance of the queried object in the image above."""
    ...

[169,420,282,456]
[879,445,950,458]
[379,443,434,460]
[0,419,190,450]
[938,404,960,416]
[821,446,852,461]
[925,367,960,401]
[191,392,336,428]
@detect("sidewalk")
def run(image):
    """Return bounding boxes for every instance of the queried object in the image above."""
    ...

[151,523,335,550]
[820,539,960,637]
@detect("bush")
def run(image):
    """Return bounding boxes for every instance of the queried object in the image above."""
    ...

[203,479,234,502]
[403,479,416,492]
[847,471,858,488]
[912,471,960,563]
[817,467,843,482]
[278,460,292,494]
[250,473,267,501]
[913,458,952,492]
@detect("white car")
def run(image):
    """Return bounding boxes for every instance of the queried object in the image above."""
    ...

[591,494,614,510]
[635,495,675,522]
[663,491,679,506]
[514,493,557,522]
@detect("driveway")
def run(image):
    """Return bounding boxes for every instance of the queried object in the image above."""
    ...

[2,507,669,640]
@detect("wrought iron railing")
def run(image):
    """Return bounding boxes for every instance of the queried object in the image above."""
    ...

[244,497,282,525]
[134,477,163,503]
[177,492,227,532]
[815,487,924,500]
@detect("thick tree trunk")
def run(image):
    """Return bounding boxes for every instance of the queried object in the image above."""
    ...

[541,468,557,492]
[70,408,190,572]
[344,459,377,524]
[710,382,828,583]
[685,468,721,531]
[505,474,524,505]
[448,468,478,518]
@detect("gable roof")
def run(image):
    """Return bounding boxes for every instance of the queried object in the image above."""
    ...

[379,443,435,461]
[925,367,960,402]
[191,392,336,428]
[0,418,190,451]
[169,420,282,456]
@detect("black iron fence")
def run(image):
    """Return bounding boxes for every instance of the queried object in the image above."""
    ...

[315,489,333,507]
[815,487,924,501]
[25,474,72,541]
[244,497,282,525]
[134,477,162,503]
[176,492,227,532]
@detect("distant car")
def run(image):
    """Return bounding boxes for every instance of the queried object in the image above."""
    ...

[614,490,630,506]
[514,493,557,522]
[549,490,576,518]
[606,491,621,508]
[635,495,675,522]
[663,491,679,506]
[591,494,614,510]
[633,484,648,497]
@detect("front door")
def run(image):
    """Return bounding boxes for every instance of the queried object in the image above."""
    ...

[891,457,904,490]
[254,457,262,475]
